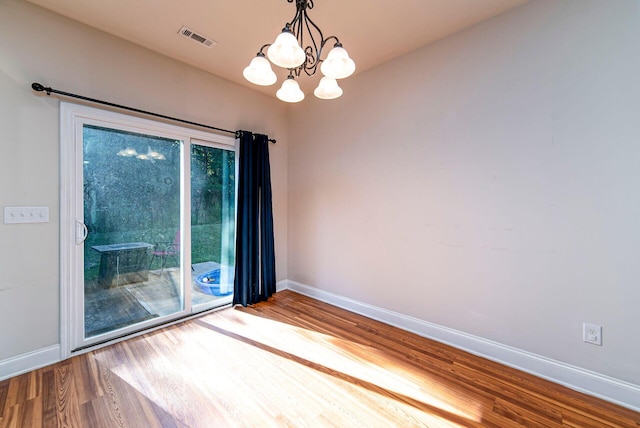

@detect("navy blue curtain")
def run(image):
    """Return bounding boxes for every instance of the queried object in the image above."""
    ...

[233,131,276,306]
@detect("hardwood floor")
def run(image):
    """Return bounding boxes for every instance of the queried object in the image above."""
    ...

[1,290,639,427]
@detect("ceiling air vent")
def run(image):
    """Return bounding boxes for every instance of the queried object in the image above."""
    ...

[178,26,217,48]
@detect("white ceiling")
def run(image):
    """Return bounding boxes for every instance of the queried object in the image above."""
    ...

[26,0,528,98]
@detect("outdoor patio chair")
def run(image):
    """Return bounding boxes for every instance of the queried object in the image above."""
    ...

[149,231,180,275]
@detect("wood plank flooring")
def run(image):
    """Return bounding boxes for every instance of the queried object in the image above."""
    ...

[1,290,639,427]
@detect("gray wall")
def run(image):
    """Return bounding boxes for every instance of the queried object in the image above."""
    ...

[288,0,640,386]
[0,0,288,362]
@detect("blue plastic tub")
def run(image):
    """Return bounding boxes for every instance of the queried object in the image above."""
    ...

[195,268,234,296]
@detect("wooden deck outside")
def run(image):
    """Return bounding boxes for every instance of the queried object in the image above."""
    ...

[85,262,230,337]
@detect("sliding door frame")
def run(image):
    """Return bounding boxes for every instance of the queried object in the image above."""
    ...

[60,102,237,359]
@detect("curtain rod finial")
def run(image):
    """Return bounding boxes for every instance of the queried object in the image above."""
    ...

[31,83,51,95]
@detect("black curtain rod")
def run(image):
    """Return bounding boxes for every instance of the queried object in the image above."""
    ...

[31,83,276,144]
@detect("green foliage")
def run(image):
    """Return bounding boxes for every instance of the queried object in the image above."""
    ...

[190,144,236,226]
[83,125,181,234]
[82,125,236,278]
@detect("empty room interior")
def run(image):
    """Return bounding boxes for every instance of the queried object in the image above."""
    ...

[1,0,640,425]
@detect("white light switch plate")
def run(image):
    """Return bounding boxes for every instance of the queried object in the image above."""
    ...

[3,206,49,224]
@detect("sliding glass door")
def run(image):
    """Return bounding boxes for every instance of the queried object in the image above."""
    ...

[61,103,237,353]
[82,125,183,338]
[190,143,236,310]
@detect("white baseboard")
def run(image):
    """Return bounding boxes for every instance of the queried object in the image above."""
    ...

[276,279,289,293]
[0,345,61,381]
[284,280,640,412]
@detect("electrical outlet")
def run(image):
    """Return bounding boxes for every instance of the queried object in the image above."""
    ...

[583,323,602,346]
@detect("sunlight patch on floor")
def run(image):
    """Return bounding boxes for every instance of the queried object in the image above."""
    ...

[200,310,485,423]
[95,309,486,425]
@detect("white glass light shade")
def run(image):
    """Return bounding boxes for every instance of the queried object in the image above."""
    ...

[314,76,343,99]
[117,148,138,157]
[320,45,356,79]
[267,30,306,69]
[148,149,165,160]
[243,55,277,86]
[276,77,305,103]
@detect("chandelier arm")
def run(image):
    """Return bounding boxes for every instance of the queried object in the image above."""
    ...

[322,35,340,47]
[292,14,303,50]
[300,6,325,75]
[302,15,317,74]
[315,35,340,65]
[302,7,324,53]
[256,43,272,56]
[286,0,304,30]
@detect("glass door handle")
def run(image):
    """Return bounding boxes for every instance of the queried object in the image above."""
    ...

[76,220,88,244]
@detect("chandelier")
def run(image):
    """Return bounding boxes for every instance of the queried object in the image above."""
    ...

[243,0,356,103]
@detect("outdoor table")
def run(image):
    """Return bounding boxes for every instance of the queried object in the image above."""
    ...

[91,242,154,288]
